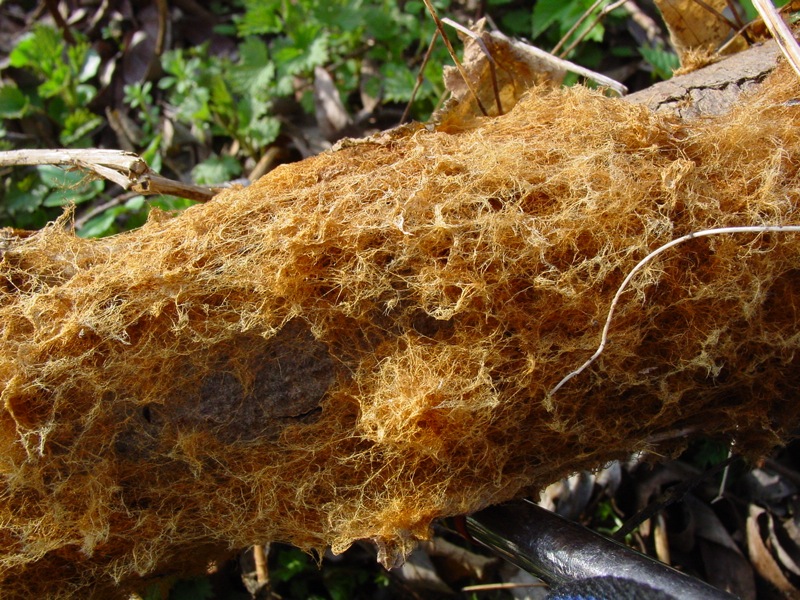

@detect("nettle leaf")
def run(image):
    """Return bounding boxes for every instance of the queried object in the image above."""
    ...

[4,174,49,214]
[532,0,604,40]
[0,84,29,119]
[125,195,146,211]
[237,0,284,36]
[37,64,70,99]
[532,0,567,38]
[77,210,117,238]
[364,5,408,42]
[76,46,101,83]
[639,45,680,80]
[380,62,416,103]
[141,134,163,170]
[9,25,63,74]
[500,8,532,36]
[60,108,103,146]
[76,84,98,106]
[174,87,212,126]
[66,41,99,83]
[312,1,363,30]
[247,115,280,147]
[273,28,329,77]
[191,154,242,185]
[229,38,276,98]
[578,21,604,44]
[209,75,234,115]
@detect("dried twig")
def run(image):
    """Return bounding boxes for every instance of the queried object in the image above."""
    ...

[751,0,800,80]
[547,224,800,400]
[462,581,548,592]
[421,0,489,116]
[557,0,630,59]
[401,28,441,124]
[0,148,224,202]
[442,18,504,115]
[505,34,628,96]
[253,544,269,585]
[553,0,607,56]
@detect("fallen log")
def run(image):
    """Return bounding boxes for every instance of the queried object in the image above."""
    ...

[2,45,800,598]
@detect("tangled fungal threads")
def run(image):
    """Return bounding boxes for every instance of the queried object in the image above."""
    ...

[2,69,800,597]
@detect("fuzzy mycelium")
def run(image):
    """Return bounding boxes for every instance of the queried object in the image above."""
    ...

[2,64,800,597]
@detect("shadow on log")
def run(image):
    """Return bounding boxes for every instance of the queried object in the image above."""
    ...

[1,44,800,598]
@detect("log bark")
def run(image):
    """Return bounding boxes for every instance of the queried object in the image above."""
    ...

[625,39,780,116]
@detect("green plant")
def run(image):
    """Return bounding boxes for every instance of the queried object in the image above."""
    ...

[232,0,453,116]
[0,25,110,230]
[6,24,103,146]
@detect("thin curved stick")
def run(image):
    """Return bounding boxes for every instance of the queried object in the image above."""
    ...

[442,17,504,115]
[552,0,606,56]
[752,0,800,80]
[547,224,800,400]
[558,0,630,59]
[401,28,440,124]
[422,0,489,116]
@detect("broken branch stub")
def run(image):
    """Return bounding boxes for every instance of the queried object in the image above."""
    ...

[0,148,224,202]
[2,57,800,598]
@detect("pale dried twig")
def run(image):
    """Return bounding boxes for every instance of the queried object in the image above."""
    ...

[442,17,504,115]
[557,0,630,59]
[401,28,441,124]
[751,0,800,80]
[462,581,548,592]
[421,0,490,116]
[0,148,224,202]
[508,34,628,96]
[552,0,607,56]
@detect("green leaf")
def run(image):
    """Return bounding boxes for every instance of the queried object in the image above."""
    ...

[38,165,84,188]
[4,174,49,213]
[38,165,104,207]
[380,62,416,103]
[125,195,146,211]
[363,6,401,42]
[9,26,63,73]
[209,74,235,118]
[247,115,281,147]
[77,47,101,82]
[191,154,242,184]
[149,196,197,212]
[271,548,313,583]
[639,45,680,80]
[313,2,363,30]
[60,108,103,146]
[499,8,532,37]
[37,64,70,99]
[272,29,329,77]
[77,211,117,238]
[236,0,284,36]
[229,37,276,98]
[0,84,30,119]
[140,135,163,173]
[75,83,98,106]
[173,86,212,125]
[532,0,568,38]
[532,0,602,40]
